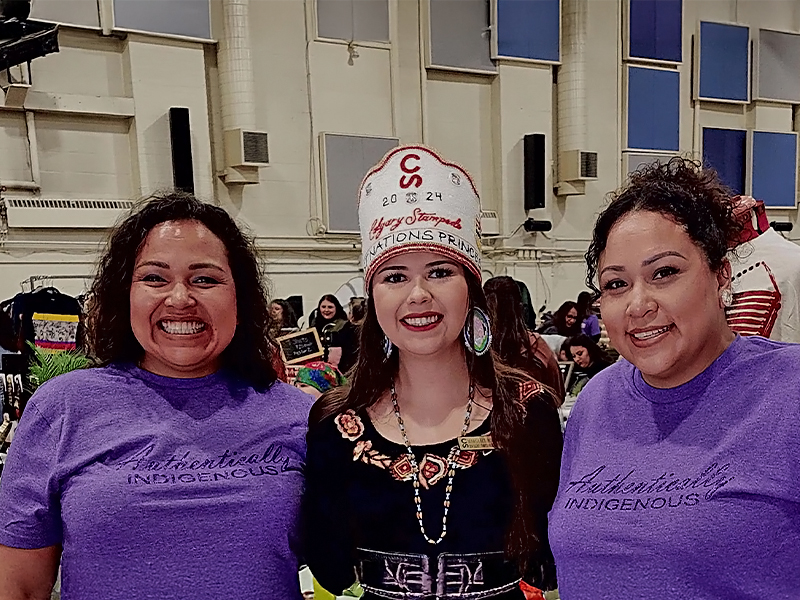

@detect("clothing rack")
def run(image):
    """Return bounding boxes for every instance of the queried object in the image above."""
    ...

[20,274,92,293]
[0,372,23,453]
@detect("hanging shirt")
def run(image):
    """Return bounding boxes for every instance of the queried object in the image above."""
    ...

[728,228,800,342]
[9,288,83,352]
[0,363,313,600]
[548,336,800,599]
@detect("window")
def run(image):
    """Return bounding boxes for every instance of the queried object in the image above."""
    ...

[626,66,680,152]
[702,128,746,195]
[316,0,389,43]
[428,0,496,73]
[754,29,800,103]
[113,0,211,39]
[31,0,100,28]
[627,0,682,63]
[492,0,559,63]
[623,152,678,178]
[320,133,399,234]
[695,22,749,103]
[751,131,797,208]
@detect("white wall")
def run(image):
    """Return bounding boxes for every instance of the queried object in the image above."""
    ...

[0,25,213,302]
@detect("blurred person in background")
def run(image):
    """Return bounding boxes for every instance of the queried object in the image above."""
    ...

[484,276,564,405]
[558,339,571,363]
[538,301,580,337]
[576,291,601,343]
[311,295,358,373]
[348,297,367,326]
[269,298,299,338]
[565,334,612,396]
[0,192,312,600]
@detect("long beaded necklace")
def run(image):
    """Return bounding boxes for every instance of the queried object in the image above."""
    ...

[390,382,474,545]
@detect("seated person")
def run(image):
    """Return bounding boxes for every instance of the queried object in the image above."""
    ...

[566,334,612,396]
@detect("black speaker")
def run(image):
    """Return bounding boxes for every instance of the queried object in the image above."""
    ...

[523,133,546,211]
[169,107,194,194]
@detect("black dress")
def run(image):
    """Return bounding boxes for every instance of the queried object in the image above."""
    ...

[303,396,562,599]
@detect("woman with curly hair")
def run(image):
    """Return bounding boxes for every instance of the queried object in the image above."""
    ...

[303,146,563,599]
[0,192,312,600]
[549,158,800,597]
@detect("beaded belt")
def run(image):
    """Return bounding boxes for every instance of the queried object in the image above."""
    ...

[355,548,521,599]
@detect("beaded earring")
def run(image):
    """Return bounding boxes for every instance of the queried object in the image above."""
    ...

[383,335,394,361]
[462,307,492,356]
[721,288,734,308]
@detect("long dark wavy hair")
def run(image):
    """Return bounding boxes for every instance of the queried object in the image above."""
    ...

[484,276,548,383]
[310,272,562,587]
[87,191,278,390]
[586,157,742,294]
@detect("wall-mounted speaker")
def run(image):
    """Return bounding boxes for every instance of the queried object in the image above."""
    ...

[169,107,194,194]
[523,133,546,211]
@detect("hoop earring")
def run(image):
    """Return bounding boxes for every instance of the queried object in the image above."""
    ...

[463,307,492,356]
[383,334,394,360]
[721,288,733,308]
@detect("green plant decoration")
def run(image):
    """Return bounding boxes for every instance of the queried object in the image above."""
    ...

[27,342,92,393]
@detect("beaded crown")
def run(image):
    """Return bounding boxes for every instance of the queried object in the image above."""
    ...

[357,145,483,288]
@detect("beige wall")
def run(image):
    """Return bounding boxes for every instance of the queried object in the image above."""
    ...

[2,0,800,317]
[0,26,213,302]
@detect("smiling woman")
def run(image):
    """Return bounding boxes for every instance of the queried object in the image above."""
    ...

[130,220,238,379]
[548,158,800,599]
[303,146,563,600]
[0,191,313,600]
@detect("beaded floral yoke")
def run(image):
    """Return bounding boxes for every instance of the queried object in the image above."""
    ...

[334,410,492,489]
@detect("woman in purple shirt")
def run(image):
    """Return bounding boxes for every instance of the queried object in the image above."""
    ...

[0,192,312,600]
[548,158,800,598]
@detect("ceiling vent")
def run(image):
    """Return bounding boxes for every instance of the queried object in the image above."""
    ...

[3,198,134,228]
[559,150,598,181]
[224,129,269,168]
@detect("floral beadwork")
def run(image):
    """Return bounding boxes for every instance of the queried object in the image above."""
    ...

[334,410,490,489]
[417,454,448,488]
[335,409,364,441]
[389,450,483,489]
[353,439,392,469]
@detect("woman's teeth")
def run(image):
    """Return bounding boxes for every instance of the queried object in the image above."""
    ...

[160,321,206,335]
[632,326,670,340]
[403,315,440,327]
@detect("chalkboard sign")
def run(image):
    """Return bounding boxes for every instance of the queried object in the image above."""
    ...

[277,329,324,365]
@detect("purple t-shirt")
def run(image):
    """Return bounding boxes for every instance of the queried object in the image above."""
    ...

[0,363,313,600]
[549,336,800,599]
